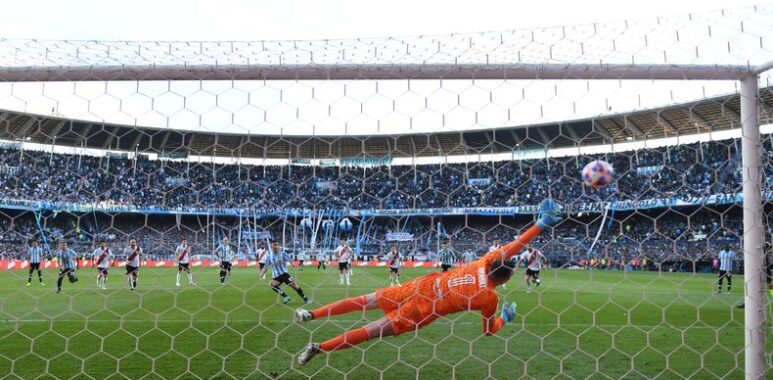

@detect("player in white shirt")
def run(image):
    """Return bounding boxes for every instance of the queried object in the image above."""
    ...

[92,241,112,290]
[717,244,735,294]
[386,245,401,286]
[256,241,269,280]
[516,245,546,293]
[336,239,353,285]
[175,239,196,287]
[490,240,506,289]
[124,239,142,291]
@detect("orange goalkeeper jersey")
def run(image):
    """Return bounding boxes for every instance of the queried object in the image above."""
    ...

[376,225,540,336]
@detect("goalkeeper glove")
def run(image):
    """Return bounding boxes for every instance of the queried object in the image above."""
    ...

[500,301,517,323]
[535,199,562,229]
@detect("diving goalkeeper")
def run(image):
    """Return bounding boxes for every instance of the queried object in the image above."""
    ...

[294,199,562,365]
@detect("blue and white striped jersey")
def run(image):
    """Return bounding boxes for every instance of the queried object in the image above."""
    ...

[718,250,735,272]
[28,246,43,263]
[461,251,477,264]
[265,249,293,279]
[215,243,235,263]
[57,248,77,270]
[437,248,457,266]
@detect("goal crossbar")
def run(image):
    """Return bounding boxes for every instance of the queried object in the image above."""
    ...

[0,63,753,82]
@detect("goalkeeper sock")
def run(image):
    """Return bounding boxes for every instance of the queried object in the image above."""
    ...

[312,295,368,319]
[320,327,371,352]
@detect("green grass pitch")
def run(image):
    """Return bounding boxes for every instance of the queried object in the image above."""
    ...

[0,266,770,379]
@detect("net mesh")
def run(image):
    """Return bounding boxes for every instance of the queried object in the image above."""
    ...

[0,5,772,380]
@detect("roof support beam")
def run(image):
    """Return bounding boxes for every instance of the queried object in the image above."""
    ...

[623,116,646,138]
[14,117,38,138]
[591,119,614,143]
[656,113,680,134]
[49,120,66,138]
[536,127,551,146]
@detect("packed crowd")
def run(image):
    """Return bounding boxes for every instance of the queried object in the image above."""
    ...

[0,136,765,273]
[0,137,766,212]
[0,206,746,273]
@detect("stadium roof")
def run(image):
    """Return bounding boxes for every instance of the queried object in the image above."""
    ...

[0,87,770,159]
[1,6,772,139]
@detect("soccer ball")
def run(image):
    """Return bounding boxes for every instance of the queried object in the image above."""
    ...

[582,160,614,189]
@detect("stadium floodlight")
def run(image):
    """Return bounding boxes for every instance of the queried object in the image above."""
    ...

[0,5,771,380]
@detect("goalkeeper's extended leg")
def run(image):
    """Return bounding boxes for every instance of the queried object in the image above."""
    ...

[295,293,378,322]
[298,315,394,366]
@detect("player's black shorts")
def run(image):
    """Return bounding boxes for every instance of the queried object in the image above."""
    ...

[526,268,540,278]
[126,265,139,275]
[221,262,232,271]
[97,267,109,275]
[441,264,452,272]
[390,266,399,274]
[718,270,731,278]
[273,272,294,285]
[339,262,349,271]
[259,262,266,269]
[29,262,40,270]
[178,263,190,271]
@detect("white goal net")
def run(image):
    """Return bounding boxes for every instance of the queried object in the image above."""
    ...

[0,5,771,380]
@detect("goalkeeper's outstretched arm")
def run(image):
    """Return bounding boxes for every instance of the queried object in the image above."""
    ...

[481,199,562,264]
[482,300,517,336]
[482,303,505,336]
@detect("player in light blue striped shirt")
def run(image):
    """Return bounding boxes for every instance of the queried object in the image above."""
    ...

[437,243,457,272]
[717,244,735,294]
[461,251,478,264]
[215,237,235,284]
[266,241,310,305]
[26,241,45,286]
[55,242,79,293]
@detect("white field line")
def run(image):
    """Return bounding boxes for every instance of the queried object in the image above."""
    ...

[0,318,748,329]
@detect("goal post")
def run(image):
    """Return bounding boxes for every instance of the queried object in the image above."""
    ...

[740,72,764,379]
